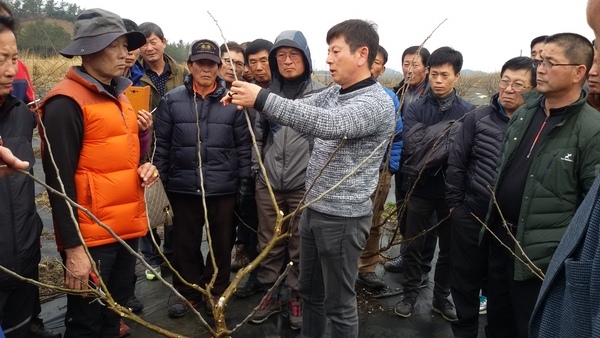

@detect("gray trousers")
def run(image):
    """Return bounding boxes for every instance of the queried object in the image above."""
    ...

[298,208,371,338]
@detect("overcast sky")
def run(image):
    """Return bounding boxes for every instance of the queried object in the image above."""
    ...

[71,0,592,74]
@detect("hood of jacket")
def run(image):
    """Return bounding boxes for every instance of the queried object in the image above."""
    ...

[268,30,313,87]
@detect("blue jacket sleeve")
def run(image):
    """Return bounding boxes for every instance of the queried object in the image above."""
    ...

[388,115,403,173]
[383,86,402,173]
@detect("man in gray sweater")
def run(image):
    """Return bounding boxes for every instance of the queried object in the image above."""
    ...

[226,19,395,338]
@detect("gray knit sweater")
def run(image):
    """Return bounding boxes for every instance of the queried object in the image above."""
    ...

[261,82,395,217]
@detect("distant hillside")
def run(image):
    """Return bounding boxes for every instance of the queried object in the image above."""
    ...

[20,17,74,36]
[16,17,74,56]
[461,69,488,75]
[380,68,402,81]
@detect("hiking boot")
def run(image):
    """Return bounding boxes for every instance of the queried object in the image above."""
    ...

[384,255,404,272]
[479,294,487,315]
[168,299,201,318]
[145,265,161,281]
[288,296,303,330]
[356,272,387,290]
[234,276,263,298]
[251,294,282,324]
[126,294,144,313]
[231,244,249,272]
[394,295,416,318]
[432,297,458,322]
[420,272,430,288]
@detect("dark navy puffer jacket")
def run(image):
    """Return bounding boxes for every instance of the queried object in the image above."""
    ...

[445,94,508,219]
[403,89,476,199]
[153,75,252,196]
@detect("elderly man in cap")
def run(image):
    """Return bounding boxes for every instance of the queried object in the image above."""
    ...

[153,39,251,318]
[39,8,160,337]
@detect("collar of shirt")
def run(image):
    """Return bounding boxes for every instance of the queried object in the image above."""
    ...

[143,56,172,76]
[193,81,217,99]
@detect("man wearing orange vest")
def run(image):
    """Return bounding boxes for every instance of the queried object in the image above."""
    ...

[39,8,160,337]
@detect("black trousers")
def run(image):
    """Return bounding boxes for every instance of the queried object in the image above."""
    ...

[403,195,451,300]
[62,239,137,338]
[486,226,543,338]
[0,248,39,338]
[170,193,235,300]
[394,174,437,274]
[450,205,489,338]
[234,196,259,262]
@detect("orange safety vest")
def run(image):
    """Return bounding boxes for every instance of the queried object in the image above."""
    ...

[41,68,148,248]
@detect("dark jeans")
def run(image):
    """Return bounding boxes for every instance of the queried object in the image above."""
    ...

[450,205,489,338]
[403,195,451,300]
[127,238,140,299]
[395,174,437,273]
[62,239,137,338]
[235,209,258,261]
[140,225,173,266]
[170,193,236,299]
[298,208,370,338]
[234,185,259,287]
[486,226,543,338]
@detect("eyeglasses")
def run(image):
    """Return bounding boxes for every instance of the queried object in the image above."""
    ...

[222,58,244,69]
[498,79,532,92]
[276,51,302,62]
[532,59,581,69]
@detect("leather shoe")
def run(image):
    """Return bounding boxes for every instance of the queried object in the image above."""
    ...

[432,297,458,322]
[394,295,416,318]
[126,294,144,313]
[384,256,404,272]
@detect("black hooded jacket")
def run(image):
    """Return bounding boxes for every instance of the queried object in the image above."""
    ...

[0,95,43,288]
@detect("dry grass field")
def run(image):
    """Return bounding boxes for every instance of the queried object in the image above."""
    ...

[21,17,75,36]
[20,52,78,98]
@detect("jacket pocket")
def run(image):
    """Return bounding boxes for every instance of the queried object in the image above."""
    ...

[564,257,592,335]
[83,172,98,220]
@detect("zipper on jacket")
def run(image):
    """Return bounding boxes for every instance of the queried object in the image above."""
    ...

[114,94,135,153]
[2,165,19,273]
[194,93,203,193]
[0,122,17,270]
[280,127,288,188]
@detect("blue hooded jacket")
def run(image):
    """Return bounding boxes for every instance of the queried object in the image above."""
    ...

[129,61,144,86]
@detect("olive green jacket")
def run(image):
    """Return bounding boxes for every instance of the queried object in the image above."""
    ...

[487,90,600,280]
[139,53,188,111]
